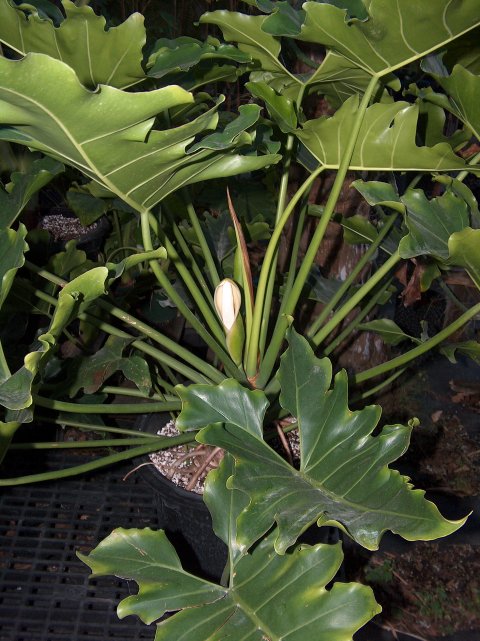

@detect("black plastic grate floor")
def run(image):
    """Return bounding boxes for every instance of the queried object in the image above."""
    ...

[0,450,159,641]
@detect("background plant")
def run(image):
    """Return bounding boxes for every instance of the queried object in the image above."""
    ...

[0,0,479,638]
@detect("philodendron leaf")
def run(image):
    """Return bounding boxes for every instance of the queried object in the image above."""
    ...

[246,81,297,132]
[298,1,480,79]
[296,97,468,172]
[176,378,268,438]
[147,36,251,79]
[441,340,480,365]
[79,525,380,640]
[199,10,302,91]
[358,319,418,346]
[399,189,470,261]
[0,54,280,214]
[0,225,28,311]
[68,336,152,397]
[0,156,63,229]
[448,227,480,289]
[195,329,465,553]
[0,0,146,89]
[422,61,480,141]
[0,266,108,411]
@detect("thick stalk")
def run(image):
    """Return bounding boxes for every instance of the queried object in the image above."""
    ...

[28,282,220,385]
[34,396,181,414]
[50,416,159,437]
[0,340,10,380]
[323,279,393,356]
[10,437,163,449]
[354,301,480,384]
[0,433,196,486]
[312,251,401,347]
[256,77,379,387]
[257,134,295,358]
[307,213,398,338]
[141,210,226,347]
[245,165,325,378]
[276,198,308,320]
[350,368,406,403]
[183,191,220,287]
[159,212,213,298]
[100,386,177,401]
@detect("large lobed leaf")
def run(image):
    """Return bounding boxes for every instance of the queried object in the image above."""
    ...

[298,0,480,78]
[0,54,280,214]
[0,0,146,89]
[295,96,468,172]
[80,516,379,640]
[182,329,465,554]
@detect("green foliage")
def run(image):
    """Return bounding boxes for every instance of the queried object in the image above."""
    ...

[0,1,479,637]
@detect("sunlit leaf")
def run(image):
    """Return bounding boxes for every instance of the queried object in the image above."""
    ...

[246,81,297,132]
[296,97,468,171]
[0,0,146,89]
[0,54,280,214]
[298,1,480,78]
[0,225,28,310]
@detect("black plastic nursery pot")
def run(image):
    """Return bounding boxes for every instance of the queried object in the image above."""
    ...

[134,413,228,581]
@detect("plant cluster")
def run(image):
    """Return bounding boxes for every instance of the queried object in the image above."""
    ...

[0,0,479,638]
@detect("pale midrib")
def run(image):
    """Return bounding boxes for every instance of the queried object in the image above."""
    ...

[1,85,150,215]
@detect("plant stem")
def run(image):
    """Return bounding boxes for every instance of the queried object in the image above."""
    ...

[313,251,401,347]
[34,396,181,414]
[141,210,226,348]
[307,213,398,338]
[100,386,178,401]
[0,340,10,380]
[256,76,379,387]
[258,134,295,358]
[10,437,163,449]
[350,368,406,403]
[245,165,325,379]
[47,416,159,437]
[183,190,220,287]
[25,261,227,383]
[354,301,480,384]
[0,433,196,486]
[323,279,393,356]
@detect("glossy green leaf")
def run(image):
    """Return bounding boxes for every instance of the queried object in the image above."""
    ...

[298,1,480,78]
[352,180,403,212]
[196,329,465,553]
[304,51,388,109]
[80,525,380,640]
[441,340,480,365]
[0,54,280,214]
[147,36,250,80]
[68,336,152,397]
[199,10,301,90]
[188,104,261,152]
[433,175,480,225]
[246,81,297,132]
[0,156,63,229]
[176,378,268,438]
[0,266,108,410]
[399,189,469,260]
[422,61,480,140]
[358,319,417,346]
[448,227,480,289]
[296,97,467,171]
[0,225,28,310]
[0,0,146,89]
[66,187,109,227]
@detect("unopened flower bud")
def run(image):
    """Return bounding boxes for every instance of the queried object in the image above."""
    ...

[214,279,245,366]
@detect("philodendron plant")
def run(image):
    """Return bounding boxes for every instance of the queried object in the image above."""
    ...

[1,0,480,637]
